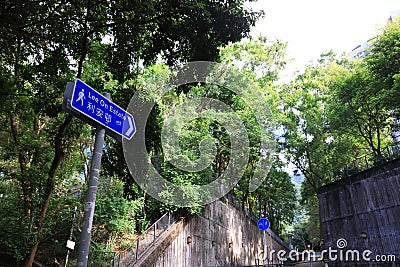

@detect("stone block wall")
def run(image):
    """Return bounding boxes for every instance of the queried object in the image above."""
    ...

[146,199,288,267]
[318,159,400,262]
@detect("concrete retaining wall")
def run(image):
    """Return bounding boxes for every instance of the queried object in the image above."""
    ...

[138,198,288,267]
[318,158,400,262]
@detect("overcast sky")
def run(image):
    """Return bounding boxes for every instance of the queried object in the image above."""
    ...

[247,0,400,81]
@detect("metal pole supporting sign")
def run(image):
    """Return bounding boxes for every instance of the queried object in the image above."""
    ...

[75,91,110,266]
[258,218,270,267]
[76,119,106,266]
[62,79,137,267]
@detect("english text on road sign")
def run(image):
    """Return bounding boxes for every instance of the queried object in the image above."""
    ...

[258,218,270,231]
[71,79,136,140]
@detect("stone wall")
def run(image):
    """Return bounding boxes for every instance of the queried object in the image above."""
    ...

[139,198,288,267]
[318,158,400,262]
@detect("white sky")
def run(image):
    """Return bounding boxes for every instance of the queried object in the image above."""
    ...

[247,0,400,81]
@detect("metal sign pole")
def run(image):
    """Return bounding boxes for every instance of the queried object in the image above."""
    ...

[64,206,77,267]
[263,230,268,267]
[258,218,270,267]
[76,94,109,267]
[62,80,136,266]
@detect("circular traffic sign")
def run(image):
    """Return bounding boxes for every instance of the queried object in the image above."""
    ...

[258,218,270,231]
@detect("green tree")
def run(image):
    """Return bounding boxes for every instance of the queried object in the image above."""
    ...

[125,38,296,235]
[248,162,296,235]
[366,17,400,110]
[329,60,393,160]
[90,177,143,252]
[281,52,357,193]
[220,38,296,235]
[0,1,261,265]
[328,18,400,161]
[280,52,358,242]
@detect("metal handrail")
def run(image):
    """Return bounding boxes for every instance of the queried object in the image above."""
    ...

[323,145,400,186]
[112,212,179,267]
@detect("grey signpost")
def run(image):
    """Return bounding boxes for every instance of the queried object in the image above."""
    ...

[77,122,106,267]
[258,218,270,267]
[63,79,136,267]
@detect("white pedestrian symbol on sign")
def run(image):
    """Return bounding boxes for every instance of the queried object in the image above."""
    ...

[76,89,85,106]
[68,79,136,140]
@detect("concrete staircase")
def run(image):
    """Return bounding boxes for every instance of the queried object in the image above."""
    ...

[112,212,184,267]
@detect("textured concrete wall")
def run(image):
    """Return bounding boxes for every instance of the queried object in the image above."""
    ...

[318,158,400,261]
[144,198,288,267]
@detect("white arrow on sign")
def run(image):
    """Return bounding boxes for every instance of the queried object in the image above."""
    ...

[125,116,135,137]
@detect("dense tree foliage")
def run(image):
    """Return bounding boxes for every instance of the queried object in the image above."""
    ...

[127,38,297,234]
[219,38,296,234]
[0,1,262,266]
[281,18,400,245]
[2,0,400,264]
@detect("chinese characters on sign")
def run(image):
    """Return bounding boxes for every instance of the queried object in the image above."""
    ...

[70,79,135,140]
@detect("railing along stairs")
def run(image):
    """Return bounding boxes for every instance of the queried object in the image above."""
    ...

[112,212,180,267]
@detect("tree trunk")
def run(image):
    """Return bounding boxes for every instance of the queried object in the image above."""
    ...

[24,115,72,267]
[10,117,31,217]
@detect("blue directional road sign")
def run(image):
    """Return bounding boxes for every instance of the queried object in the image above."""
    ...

[258,218,270,231]
[71,79,136,140]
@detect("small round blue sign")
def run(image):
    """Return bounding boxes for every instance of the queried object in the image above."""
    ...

[258,218,270,231]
